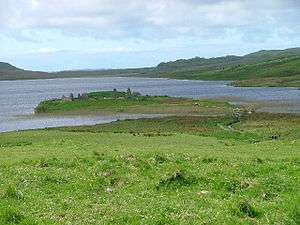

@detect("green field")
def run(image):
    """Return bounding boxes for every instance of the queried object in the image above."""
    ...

[0,95,299,224]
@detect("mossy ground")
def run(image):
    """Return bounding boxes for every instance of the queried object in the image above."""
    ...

[0,111,299,224]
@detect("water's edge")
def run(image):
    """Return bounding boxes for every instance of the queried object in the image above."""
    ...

[1,77,299,132]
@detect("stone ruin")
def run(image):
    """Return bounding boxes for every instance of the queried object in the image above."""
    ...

[62,92,88,101]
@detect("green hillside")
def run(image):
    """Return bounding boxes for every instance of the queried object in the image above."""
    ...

[0,62,19,71]
[0,62,49,80]
[155,47,300,73]
[1,47,300,87]
[152,55,300,87]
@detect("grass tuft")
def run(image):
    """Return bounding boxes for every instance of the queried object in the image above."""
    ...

[156,169,197,189]
[4,186,24,200]
[202,157,218,163]
[238,200,261,218]
[2,209,24,224]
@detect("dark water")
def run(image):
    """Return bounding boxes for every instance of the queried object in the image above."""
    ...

[0,77,299,132]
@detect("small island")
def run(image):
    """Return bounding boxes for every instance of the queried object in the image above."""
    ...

[35,88,233,116]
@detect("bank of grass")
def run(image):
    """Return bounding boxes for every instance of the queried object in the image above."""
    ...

[0,110,299,224]
[232,74,300,87]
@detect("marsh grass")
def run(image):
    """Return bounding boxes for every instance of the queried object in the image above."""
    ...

[3,186,24,201]
[237,200,261,218]
[156,169,198,190]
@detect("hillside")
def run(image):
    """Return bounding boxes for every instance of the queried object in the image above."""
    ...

[155,47,300,73]
[0,62,49,80]
[0,62,19,71]
[0,47,300,87]
[156,56,300,87]
[0,62,153,80]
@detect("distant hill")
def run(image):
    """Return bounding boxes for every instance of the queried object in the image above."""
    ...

[245,47,300,60]
[157,56,300,87]
[0,62,50,80]
[0,62,152,80]
[0,62,19,71]
[155,47,300,73]
[0,47,299,87]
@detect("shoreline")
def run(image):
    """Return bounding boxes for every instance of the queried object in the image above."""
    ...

[2,97,300,134]
[0,75,299,88]
[1,78,299,133]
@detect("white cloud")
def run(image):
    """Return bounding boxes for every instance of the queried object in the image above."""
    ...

[13,47,60,56]
[1,0,300,71]
[0,0,299,40]
[30,47,59,54]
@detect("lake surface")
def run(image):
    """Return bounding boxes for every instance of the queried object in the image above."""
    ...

[0,77,299,132]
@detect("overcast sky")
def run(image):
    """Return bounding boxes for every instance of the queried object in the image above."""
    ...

[0,0,300,71]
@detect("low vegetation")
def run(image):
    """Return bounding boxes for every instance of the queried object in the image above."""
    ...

[0,96,299,224]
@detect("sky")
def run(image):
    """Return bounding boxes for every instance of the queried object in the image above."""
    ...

[0,0,300,71]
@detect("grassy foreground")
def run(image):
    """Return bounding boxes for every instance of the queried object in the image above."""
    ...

[0,107,299,224]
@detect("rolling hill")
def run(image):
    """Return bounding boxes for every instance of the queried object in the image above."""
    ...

[155,47,300,73]
[0,62,49,80]
[154,55,300,87]
[148,47,300,87]
[1,47,299,87]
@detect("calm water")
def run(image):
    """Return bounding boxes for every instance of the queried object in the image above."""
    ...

[0,77,299,132]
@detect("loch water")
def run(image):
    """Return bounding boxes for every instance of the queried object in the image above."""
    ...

[0,77,299,132]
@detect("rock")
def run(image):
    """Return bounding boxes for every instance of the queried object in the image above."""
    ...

[197,190,210,196]
[105,187,113,193]
[101,171,112,177]
[271,135,279,140]
[81,93,88,99]
[62,95,73,102]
